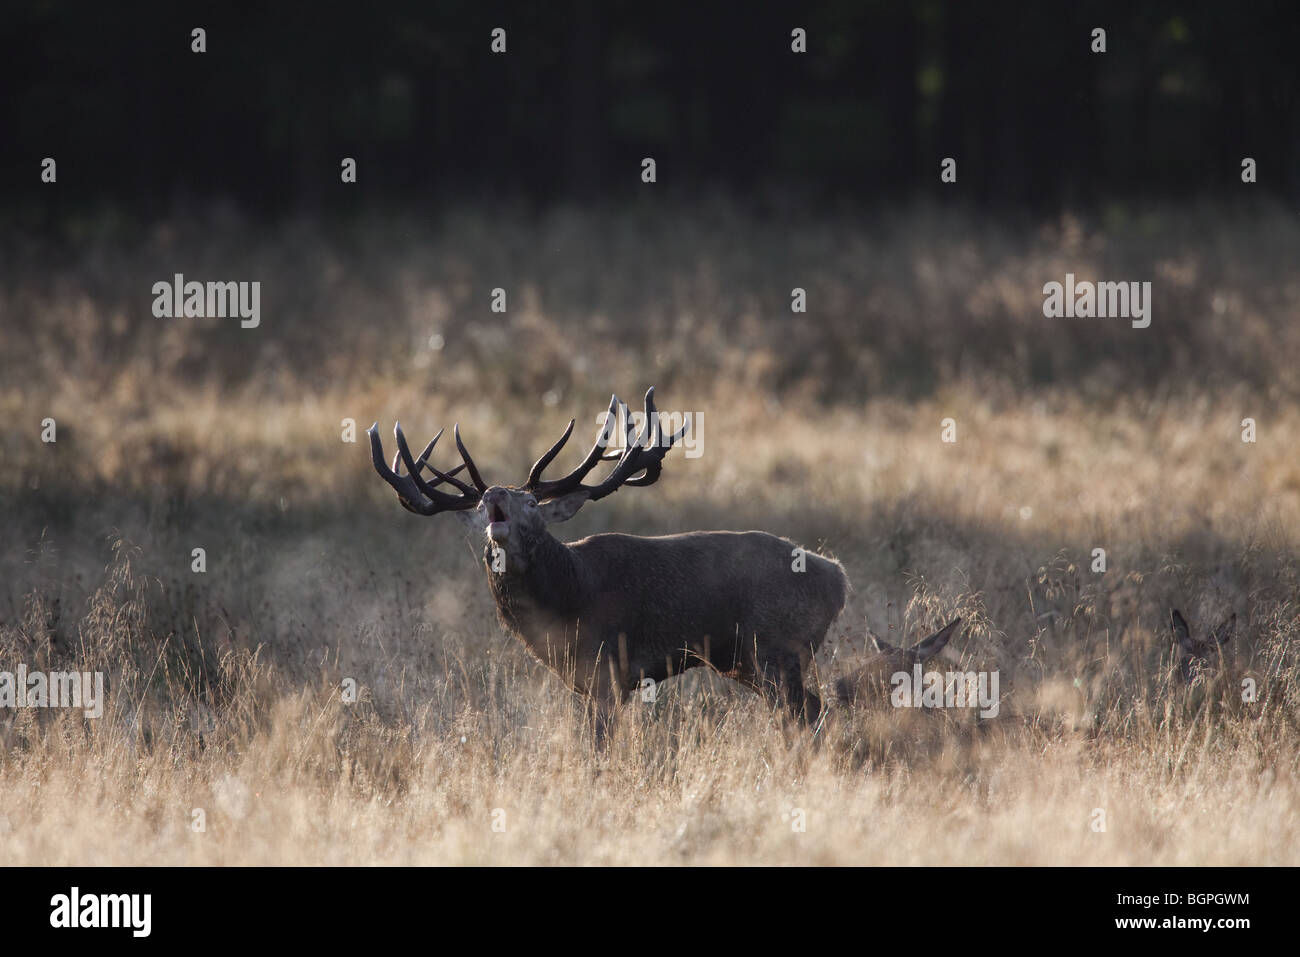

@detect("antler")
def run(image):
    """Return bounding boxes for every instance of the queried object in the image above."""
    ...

[526,387,688,502]
[368,420,487,515]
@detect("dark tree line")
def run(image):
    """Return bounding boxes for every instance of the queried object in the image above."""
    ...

[3,0,1299,225]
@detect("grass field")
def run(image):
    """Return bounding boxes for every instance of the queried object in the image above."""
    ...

[1,200,1298,864]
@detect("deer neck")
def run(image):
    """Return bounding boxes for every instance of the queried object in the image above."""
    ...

[485,531,590,637]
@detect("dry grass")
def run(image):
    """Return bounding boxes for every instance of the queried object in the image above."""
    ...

[1,200,1298,864]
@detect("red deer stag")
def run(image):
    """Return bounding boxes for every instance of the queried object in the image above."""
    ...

[368,388,847,736]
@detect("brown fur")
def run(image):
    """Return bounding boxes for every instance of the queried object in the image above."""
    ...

[476,484,847,732]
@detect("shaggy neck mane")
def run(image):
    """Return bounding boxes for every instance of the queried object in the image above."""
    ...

[486,532,589,633]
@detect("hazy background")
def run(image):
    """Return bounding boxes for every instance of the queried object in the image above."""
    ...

[1,2,1298,865]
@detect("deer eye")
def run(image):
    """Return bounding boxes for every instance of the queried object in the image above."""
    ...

[526,499,538,508]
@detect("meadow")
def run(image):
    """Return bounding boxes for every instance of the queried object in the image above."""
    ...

[1,198,1297,864]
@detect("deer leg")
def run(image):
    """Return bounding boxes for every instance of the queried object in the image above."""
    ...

[796,646,822,725]
[592,700,615,748]
[778,659,820,725]
[738,654,819,726]
[800,684,823,726]
[588,663,637,748]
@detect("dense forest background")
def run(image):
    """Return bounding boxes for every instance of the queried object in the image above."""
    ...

[4,0,1299,226]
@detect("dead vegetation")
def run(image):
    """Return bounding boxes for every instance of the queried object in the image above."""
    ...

[1,201,1297,864]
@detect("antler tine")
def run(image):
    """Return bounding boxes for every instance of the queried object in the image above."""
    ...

[526,387,684,503]
[526,417,576,488]
[367,421,483,515]
[587,387,687,500]
[625,389,688,488]
[396,423,478,499]
[411,429,470,489]
[454,424,489,493]
[425,461,468,486]
[584,396,650,500]
[526,394,622,497]
[624,420,689,488]
[368,424,441,515]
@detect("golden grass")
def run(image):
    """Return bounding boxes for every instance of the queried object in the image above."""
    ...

[1,201,1298,864]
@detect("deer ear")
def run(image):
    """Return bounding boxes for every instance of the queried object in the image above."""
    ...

[1171,609,1193,650]
[539,491,591,524]
[1212,614,1235,646]
[913,617,962,659]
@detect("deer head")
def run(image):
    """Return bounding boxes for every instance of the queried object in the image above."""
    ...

[834,618,963,706]
[1170,608,1235,683]
[367,388,687,571]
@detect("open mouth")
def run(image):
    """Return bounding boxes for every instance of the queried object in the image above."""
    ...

[487,502,510,541]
